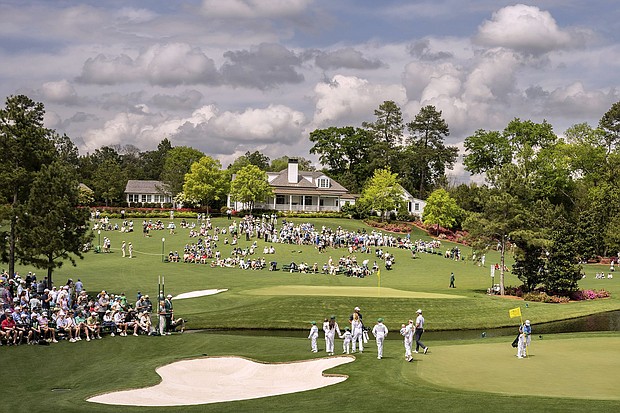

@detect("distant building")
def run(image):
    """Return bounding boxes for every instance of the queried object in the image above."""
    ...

[124,180,172,207]
[227,158,355,212]
[400,187,426,217]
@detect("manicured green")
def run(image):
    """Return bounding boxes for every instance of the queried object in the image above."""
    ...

[4,216,620,411]
[2,332,620,412]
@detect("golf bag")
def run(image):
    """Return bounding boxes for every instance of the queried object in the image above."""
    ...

[511,334,520,348]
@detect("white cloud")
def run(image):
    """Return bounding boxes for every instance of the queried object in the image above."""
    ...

[82,104,305,157]
[311,75,407,127]
[475,4,588,55]
[40,80,78,105]
[78,43,220,86]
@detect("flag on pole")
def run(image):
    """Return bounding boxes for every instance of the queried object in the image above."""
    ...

[509,307,521,319]
[377,269,381,295]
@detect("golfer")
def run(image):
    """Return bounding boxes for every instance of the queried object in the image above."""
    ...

[308,321,319,353]
[449,272,455,288]
[414,309,429,354]
[372,318,388,359]
[517,319,532,358]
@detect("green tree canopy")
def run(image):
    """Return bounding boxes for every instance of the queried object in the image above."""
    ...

[230,165,273,212]
[183,156,228,210]
[309,126,374,193]
[358,168,405,221]
[422,189,462,234]
[17,160,92,285]
[0,95,56,276]
[268,156,314,172]
[406,105,457,197]
[160,146,204,196]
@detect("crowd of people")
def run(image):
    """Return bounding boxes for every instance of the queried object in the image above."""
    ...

[0,271,185,347]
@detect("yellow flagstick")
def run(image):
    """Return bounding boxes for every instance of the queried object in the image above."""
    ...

[377,269,381,296]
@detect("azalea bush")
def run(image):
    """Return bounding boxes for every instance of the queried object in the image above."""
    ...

[523,291,570,303]
[569,289,611,301]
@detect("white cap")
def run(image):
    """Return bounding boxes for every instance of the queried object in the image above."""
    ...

[416,309,422,314]
[525,320,530,326]
[354,307,360,311]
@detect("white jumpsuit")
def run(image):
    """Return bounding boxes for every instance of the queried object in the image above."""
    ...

[308,325,319,352]
[351,318,364,353]
[324,322,341,355]
[372,322,388,359]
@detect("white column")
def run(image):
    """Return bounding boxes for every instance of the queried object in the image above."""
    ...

[289,195,292,211]
[302,195,306,212]
[317,196,320,212]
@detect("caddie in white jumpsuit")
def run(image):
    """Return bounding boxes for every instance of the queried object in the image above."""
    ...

[372,318,388,359]
[323,315,341,356]
[401,319,414,361]
[308,321,319,353]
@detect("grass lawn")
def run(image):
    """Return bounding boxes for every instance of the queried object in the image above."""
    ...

[3,216,620,411]
[33,216,620,331]
[2,332,619,412]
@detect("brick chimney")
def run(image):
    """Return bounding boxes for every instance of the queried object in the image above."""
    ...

[287,158,298,183]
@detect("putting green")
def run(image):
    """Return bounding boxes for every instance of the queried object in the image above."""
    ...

[243,285,464,299]
[412,336,620,400]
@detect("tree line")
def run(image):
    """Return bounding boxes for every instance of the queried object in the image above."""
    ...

[2,93,620,296]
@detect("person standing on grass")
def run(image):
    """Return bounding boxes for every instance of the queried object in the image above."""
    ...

[350,308,364,353]
[372,318,388,359]
[340,327,352,354]
[158,300,167,336]
[401,319,414,362]
[128,242,133,258]
[121,241,126,258]
[308,321,319,353]
[517,320,532,358]
[414,309,429,354]
[323,315,341,356]
[449,272,455,288]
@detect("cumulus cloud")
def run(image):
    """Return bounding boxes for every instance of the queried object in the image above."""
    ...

[221,43,304,89]
[82,104,305,156]
[201,0,313,19]
[40,79,78,105]
[475,4,589,55]
[408,39,453,61]
[462,48,520,103]
[311,75,407,127]
[403,61,462,102]
[77,43,220,86]
[313,48,385,70]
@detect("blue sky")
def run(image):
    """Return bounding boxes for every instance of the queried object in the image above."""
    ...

[1,1,618,181]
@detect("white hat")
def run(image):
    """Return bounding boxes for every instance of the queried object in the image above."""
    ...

[416,309,422,313]
[354,307,360,311]
[525,320,531,326]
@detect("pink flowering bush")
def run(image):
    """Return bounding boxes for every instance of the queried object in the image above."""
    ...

[570,289,610,301]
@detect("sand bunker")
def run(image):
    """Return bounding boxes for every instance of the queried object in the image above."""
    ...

[173,289,228,300]
[87,356,354,406]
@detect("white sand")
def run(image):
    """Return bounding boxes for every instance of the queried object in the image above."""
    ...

[87,356,354,406]
[173,289,228,300]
